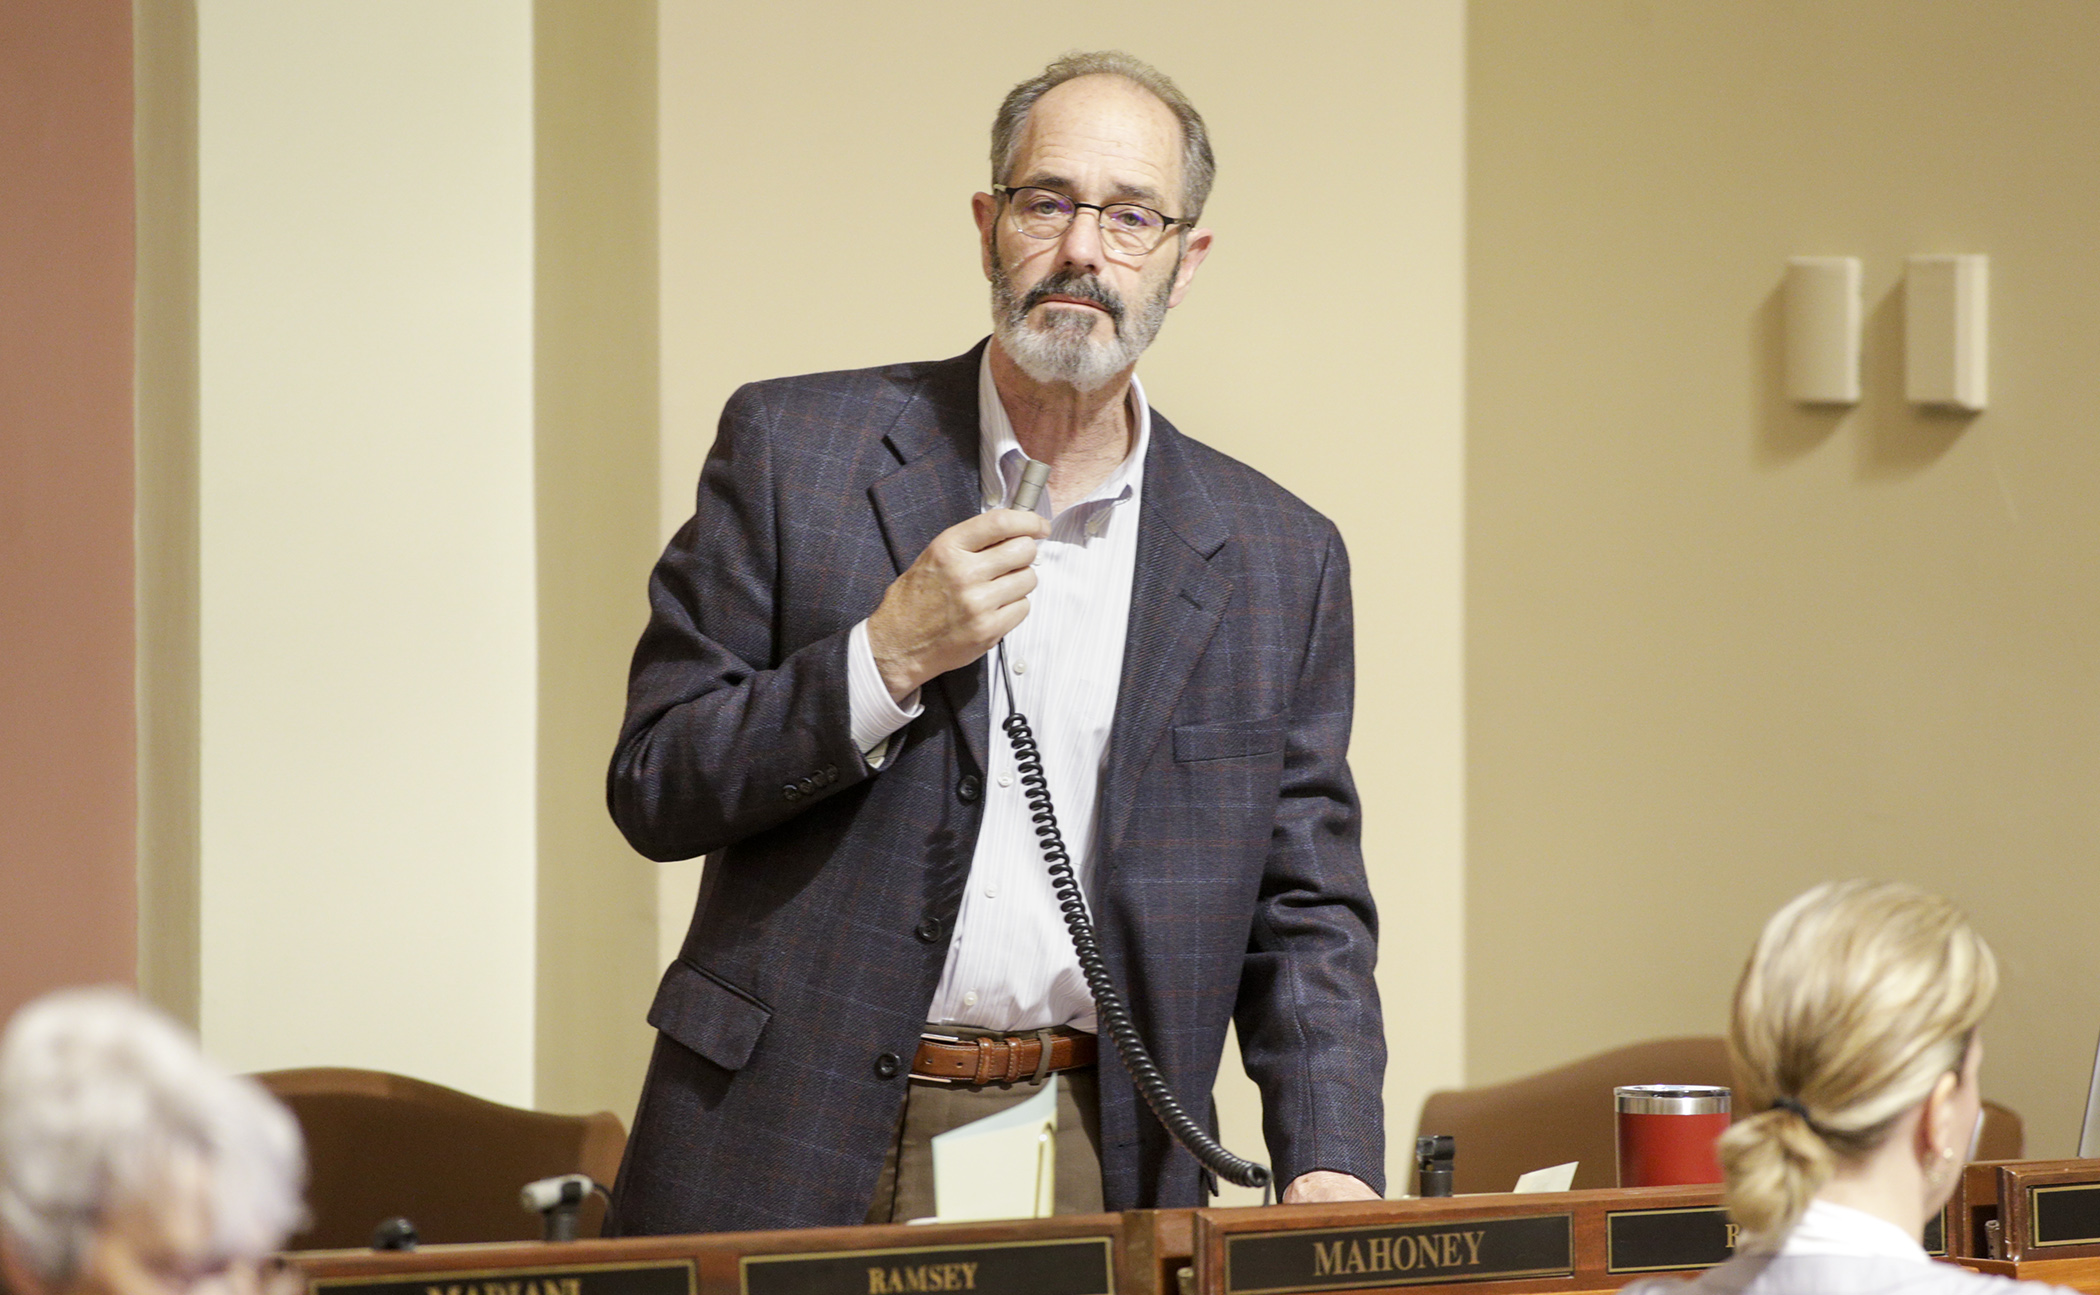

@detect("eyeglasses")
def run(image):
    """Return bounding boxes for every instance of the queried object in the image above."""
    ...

[993,185,1189,257]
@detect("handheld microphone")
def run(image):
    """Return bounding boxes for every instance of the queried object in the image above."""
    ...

[1012,459,1052,513]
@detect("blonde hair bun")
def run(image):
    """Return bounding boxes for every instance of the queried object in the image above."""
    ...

[1719,880,1996,1244]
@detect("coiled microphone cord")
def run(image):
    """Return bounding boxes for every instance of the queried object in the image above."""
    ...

[995,639,1272,1194]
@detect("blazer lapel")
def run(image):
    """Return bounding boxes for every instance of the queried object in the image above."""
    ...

[1099,419,1231,859]
[868,345,991,777]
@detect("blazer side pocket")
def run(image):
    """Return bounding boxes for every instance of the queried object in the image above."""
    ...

[1172,714,1286,763]
[647,959,772,1072]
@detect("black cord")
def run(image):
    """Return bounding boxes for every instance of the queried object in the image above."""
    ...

[995,642,1272,1193]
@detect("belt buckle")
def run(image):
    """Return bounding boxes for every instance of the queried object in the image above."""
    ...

[912,1031,967,1085]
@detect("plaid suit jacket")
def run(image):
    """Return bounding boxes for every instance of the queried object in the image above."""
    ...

[606,341,1384,1233]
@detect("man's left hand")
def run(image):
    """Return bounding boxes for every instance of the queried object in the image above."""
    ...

[1281,1171,1380,1204]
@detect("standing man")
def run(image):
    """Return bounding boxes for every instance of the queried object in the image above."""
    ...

[608,51,1383,1233]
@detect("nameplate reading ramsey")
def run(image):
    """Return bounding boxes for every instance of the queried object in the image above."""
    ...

[1223,1213,1573,1294]
[1606,1207,1738,1274]
[2031,1182,2100,1248]
[739,1236,1113,1295]
[312,1260,694,1295]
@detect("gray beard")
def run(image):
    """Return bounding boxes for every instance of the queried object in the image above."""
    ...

[990,258,1175,393]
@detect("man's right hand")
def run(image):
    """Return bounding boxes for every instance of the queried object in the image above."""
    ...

[866,509,1049,703]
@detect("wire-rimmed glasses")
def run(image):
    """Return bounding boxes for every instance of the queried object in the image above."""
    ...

[993,185,1189,257]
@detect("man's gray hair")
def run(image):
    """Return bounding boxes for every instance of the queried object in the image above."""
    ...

[0,990,306,1286]
[991,50,1216,222]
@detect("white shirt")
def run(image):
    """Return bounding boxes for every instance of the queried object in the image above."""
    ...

[1779,1200,1932,1263]
[844,347,1149,1034]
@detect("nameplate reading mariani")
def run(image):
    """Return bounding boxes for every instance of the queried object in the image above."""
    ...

[1223,1213,1573,1295]
[310,1260,694,1295]
[738,1236,1114,1295]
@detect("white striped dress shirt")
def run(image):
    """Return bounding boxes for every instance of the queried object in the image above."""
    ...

[844,346,1149,1034]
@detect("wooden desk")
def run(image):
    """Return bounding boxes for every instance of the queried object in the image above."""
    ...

[1945,1156,2100,1292]
[291,1176,2068,1295]
[286,1188,1737,1295]
[292,1213,1150,1295]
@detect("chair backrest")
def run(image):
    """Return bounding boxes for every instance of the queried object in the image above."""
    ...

[1414,1037,2023,1195]
[255,1067,626,1249]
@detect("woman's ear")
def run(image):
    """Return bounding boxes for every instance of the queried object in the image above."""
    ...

[1917,1067,1965,1165]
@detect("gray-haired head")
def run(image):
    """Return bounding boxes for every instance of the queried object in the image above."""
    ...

[991,51,1216,222]
[0,990,307,1289]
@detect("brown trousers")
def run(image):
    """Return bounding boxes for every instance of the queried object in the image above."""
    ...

[864,1069,1103,1223]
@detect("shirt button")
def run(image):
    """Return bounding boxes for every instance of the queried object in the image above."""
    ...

[997,774,1012,788]
[962,991,978,1007]
[957,775,982,803]
[914,917,943,944]
[1012,659,1028,674]
[984,885,998,899]
[873,1052,902,1080]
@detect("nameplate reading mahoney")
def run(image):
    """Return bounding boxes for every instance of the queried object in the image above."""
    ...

[312,1260,694,1295]
[1222,1213,1572,1294]
[2031,1182,2100,1249]
[1606,1207,1738,1274]
[739,1236,1112,1295]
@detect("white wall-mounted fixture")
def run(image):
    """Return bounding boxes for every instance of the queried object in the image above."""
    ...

[1905,254,1988,412]
[1784,256,1863,404]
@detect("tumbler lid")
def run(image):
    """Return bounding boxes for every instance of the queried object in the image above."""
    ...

[1616,1084,1731,1115]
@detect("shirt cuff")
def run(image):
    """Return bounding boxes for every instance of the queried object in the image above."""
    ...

[848,619,922,765]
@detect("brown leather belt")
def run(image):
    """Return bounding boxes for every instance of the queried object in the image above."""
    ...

[912,1028,1098,1086]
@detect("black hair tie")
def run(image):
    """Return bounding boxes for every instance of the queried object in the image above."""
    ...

[1769,1096,1810,1119]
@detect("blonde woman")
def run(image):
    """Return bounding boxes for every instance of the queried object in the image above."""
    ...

[1627,881,2072,1295]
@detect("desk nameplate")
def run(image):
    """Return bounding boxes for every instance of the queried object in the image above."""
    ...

[1221,1213,1573,1295]
[1605,1207,1736,1274]
[2033,1183,2100,1250]
[1602,1202,1944,1273]
[739,1236,1113,1295]
[312,1260,695,1295]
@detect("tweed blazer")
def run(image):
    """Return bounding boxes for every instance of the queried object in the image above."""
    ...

[605,341,1384,1234]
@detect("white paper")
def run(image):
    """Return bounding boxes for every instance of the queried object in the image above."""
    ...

[930,1080,1059,1221]
[1512,1162,1578,1194]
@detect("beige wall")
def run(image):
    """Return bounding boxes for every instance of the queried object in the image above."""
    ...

[1468,1,2100,1157]
[533,0,663,1118]
[658,1,1467,1197]
[194,1,539,1104]
[137,0,201,1029]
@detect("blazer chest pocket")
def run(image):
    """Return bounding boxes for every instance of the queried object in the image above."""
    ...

[647,958,772,1072]
[1172,715,1286,763]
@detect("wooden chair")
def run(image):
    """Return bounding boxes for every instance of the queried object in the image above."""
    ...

[254,1067,626,1249]
[1414,1037,2022,1195]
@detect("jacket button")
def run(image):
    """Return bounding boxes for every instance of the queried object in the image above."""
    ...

[914,917,943,944]
[957,774,982,803]
[873,1052,902,1080]
[797,775,818,795]
[782,784,802,803]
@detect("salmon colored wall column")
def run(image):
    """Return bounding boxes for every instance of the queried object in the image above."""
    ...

[0,0,138,1021]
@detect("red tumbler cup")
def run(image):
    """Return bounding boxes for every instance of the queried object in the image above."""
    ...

[1616,1085,1731,1187]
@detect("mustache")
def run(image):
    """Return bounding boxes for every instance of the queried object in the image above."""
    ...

[1021,271,1125,326]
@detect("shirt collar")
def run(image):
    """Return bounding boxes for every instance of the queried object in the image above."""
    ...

[1778,1199,1931,1263]
[976,344,1150,524]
